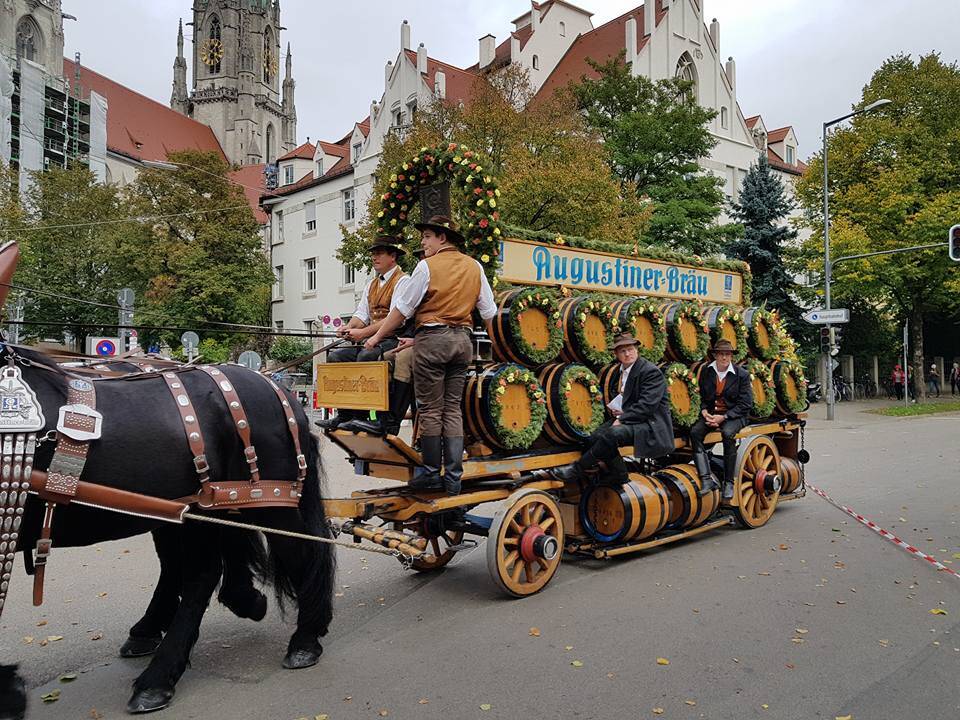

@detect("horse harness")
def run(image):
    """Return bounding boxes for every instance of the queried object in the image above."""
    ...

[0,357,308,617]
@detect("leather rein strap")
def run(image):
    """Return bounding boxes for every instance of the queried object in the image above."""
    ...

[198,366,260,482]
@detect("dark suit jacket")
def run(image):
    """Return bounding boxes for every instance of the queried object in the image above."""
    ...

[616,358,675,458]
[699,363,753,422]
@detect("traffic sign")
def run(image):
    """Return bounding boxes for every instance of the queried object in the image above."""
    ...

[237,350,262,371]
[180,331,200,350]
[831,359,840,372]
[92,338,118,356]
[803,308,850,325]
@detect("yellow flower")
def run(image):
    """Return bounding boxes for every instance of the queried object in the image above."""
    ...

[493,227,501,236]
[494,188,501,197]
[489,199,497,208]
[492,276,500,287]
[453,156,462,163]
[481,254,490,263]
[390,174,397,181]
[389,219,397,226]
[466,175,473,183]
[377,211,384,218]
[477,199,485,207]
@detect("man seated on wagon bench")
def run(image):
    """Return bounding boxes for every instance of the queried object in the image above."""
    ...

[553,333,675,485]
[316,235,410,432]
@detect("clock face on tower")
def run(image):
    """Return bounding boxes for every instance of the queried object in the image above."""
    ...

[262,49,278,78]
[200,38,224,67]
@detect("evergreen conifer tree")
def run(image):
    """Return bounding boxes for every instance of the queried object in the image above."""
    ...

[729,156,801,329]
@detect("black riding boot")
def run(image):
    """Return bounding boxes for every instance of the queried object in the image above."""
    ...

[693,450,721,496]
[600,454,629,486]
[721,449,737,501]
[386,381,413,436]
[409,436,443,490]
[443,436,465,496]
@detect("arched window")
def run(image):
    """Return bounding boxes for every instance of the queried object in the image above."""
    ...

[559,21,566,37]
[207,15,222,74]
[265,124,274,163]
[532,54,540,71]
[720,106,728,129]
[675,52,698,103]
[16,16,42,63]
[263,26,275,83]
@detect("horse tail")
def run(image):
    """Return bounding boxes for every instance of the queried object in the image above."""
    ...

[266,432,336,633]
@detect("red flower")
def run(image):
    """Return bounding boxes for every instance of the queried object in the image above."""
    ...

[487,190,494,197]
[492,211,500,221]
[448,143,457,151]
[479,218,489,228]
[396,193,404,200]
[464,150,473,158]
[447,163,455,171]
[398,174,405,181]
[469,163,477,170]
[474,187,483,195]
[469,210,477,217]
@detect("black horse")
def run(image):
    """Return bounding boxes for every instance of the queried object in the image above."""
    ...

[7,343,335,713]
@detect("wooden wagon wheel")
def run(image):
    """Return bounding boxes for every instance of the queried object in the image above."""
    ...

[486,489,564,597]
[393,519,464,572]
[733,435,781,529]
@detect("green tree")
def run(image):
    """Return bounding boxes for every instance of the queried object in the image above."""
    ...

[268,334,313,375]
[729,156,802,331]
[795,53,960,398]
[570,54,739,254]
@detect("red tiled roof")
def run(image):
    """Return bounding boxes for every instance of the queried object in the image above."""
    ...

[465,26,532,73]
[766,147,804,176]
[404,50,477,104]
[260,157,353,204]
[229,163,270,224]
[277,141,316,161]
[357,117,371,136]
[317,141,348,158]
[63,58,224,163]
[744,115,760,129]
[767,126,791,143]
[536,1,668,100]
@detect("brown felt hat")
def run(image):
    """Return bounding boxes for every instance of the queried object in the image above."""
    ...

[414,215,466,245]
[368,235,406,256]
[712,339,736,355]
[611,333,641,351]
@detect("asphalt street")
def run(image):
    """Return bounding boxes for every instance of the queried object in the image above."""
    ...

[2,400,959,720]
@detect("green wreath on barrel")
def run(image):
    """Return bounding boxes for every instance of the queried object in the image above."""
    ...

[375,142,504,280]
[709,305,748,362]
[775,361,809,415]
[489,364,547,449]
[745,307,781,361]
[662,362,702,428]
[572,295,619,367]
[558,364,605,435]
[620,299,667,363]
[508,287,564,365]
[667,302,710,364]
[742,358,776,418]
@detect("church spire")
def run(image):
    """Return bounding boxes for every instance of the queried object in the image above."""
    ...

[170,18,189,115]
[281,42,297,151]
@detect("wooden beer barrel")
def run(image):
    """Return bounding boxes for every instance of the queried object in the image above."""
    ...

[654,463,720,530]
[559,295,617,368]
[768,359,808,416]
[742,307,780,361]
[578,473,670,543]
[739,358,776,419]
[661,301,709,363]
[598,362,621,408]
[779,456,802,494]
[658,362,702,428]
[704,305,747,361]
[537,363,605,443]
[463,363,547,451]
[490,288,563,366]
[609,298,666,362]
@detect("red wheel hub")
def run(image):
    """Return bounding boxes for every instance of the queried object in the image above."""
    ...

[520,525,545,563]
[754,468,767,494]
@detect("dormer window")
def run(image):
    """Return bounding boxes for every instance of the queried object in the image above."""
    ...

[283,164,294,185]
[785,145,795,164]
[532,54,540,70]
[352,142,362,163]
[559,21,566,37]
[316,158,324,177]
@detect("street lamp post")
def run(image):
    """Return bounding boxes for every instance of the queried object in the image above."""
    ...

[821,98,891,420]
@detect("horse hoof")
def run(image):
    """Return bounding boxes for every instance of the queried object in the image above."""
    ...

[218,589,268,622]
[126,687,174,714]
[120,636,162,658]
[282,646,322,670]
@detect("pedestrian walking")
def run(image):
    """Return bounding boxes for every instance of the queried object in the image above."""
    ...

[950,362,959,396]
[892,364,904,401]
[927,363,941,397]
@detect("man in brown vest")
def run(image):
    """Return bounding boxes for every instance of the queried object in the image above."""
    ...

[316,236,409,431]
[690,338,754,500]
[364,216,497,495]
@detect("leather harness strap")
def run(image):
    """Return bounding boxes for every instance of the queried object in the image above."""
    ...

[260,375,307,481]
[160,371,209,483]
[197,366,260,483]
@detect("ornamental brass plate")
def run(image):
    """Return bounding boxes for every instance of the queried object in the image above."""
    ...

[316,362,389,412]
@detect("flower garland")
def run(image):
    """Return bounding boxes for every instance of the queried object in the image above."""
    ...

[666,302,710,364]
[619,299,667,362]
[742,358,776,419]
[662,362,702,428]
[557,364,605,436]
[708,306,748,362]
[570,295,619,368]
[769,313,800,364]
[774,361,809,415]
[375,142,504,281]
[488,364,547,449]
[745,307,781,361]
[507,287,563,365]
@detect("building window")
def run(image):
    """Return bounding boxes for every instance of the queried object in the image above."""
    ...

[675,52,698,103]
[407,101,417,122]
[273,265,284,300]
[275,320,284,332]
[16,16,42,63]
[352,142,362,163]
[207,16,222,74]
[276,210,284,243]
[559,21,566,37]
[721,106,729,129]
[304,200,316,232]
[263,26,275,83]
[342,188,355,222]
[283,164,294,185]
[392,108,402,127]
[316,158,324,176]
[786,145,795,164]
[304,257,317,292]
[342,263,355,287]
[532,54,540,71]
[265,124,274,163]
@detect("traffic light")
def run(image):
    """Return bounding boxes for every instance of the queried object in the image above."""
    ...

[950,224,960,262]
[819,327,831,354]
[830,326,843,356]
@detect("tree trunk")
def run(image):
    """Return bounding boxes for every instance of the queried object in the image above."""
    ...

[911,305,926,401]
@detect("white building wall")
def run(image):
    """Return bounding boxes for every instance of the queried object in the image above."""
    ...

[508,4,592,92]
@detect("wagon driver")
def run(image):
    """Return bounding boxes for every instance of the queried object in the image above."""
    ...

[553,333,675,485]
[316,235,409,432]
[364,215,497,496]
[689,338,753,500]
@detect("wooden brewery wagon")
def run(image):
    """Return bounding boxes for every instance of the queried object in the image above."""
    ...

[317,238,810,597]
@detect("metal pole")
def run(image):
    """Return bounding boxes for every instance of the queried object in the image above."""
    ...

[823,121,835,420]
[903,320,909,407]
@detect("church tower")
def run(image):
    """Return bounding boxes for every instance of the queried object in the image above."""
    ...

[172,0,297,165]
[170,19,189,115]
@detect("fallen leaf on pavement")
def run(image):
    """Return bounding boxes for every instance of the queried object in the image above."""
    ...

[762,704,769,710]
[785,663,795,669]
[315,715,329,720]
[22,636,32,644]
[59,674,77,683]
[930,609,948,615]
[791,638,805,644]
[795,628,808,634]
[652,709,664,715]
[656,657,670,665]
[564,645,574,651]
[878,639,889,647]
[90,633,102,641]
[37,620,47,627]
[479,704,492,711]
[571,660,584,667]
[41,690,61,703]
[835,715,852,720]
[529,627,541,637]
[378,710,389,717]
[418,699,429,705]
[90,710,103,720]
[836,600,847,605]
[685,699,697,706]
[343,696,352,702]
[47,635,63,642]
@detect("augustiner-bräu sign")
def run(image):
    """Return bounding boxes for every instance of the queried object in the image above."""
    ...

[499,238,744,305]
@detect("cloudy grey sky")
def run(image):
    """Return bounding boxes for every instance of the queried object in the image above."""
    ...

[61,0,959,158]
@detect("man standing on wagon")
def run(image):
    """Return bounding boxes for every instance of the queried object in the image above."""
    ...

[316,235,409,431]
[689,338,753,500]
[363,216,497,496]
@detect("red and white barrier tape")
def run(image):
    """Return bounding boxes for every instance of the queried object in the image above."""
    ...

[807,483,960,582]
